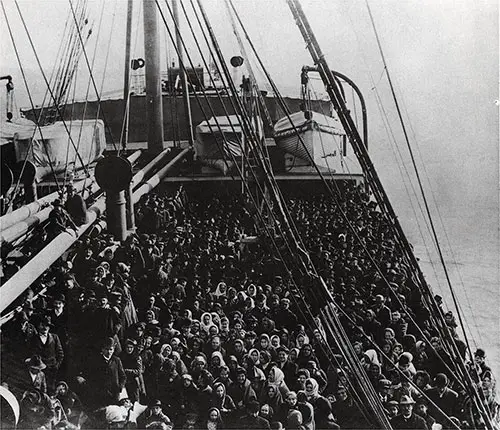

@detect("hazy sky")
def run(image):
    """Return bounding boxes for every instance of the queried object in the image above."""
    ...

[2,0,497,218]
[1,0,499,373]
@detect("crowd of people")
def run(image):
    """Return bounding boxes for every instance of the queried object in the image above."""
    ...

[1,182,498,429]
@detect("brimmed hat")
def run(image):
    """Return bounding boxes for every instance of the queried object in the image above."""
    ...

[475,348,486,358]
[399,395,415,405]
[53,293,66,303]
[150,399,162,407]
[415,397,429,406]
[25,355,46,370]
[102,337,115,349]
[379,379,391,388]
[125,338,137,346]
[434,373,448,388]
[33,314,53,328]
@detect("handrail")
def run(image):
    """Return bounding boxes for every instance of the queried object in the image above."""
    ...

[0,148,188,315]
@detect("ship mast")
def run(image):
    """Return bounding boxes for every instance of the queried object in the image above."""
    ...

[171,0,194,147]
[143,0,164,154]
[122,0,133,149]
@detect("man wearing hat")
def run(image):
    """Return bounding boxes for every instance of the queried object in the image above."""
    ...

[120,338,144,403]
[377,379,393,404]
[65,183,88,226]
[141,400,172,428]
[275,297,297,331]
[22,355,48,394]
[372,294,392,329]
[426,373,458,427]
[385,400,399,419]
[472,348,492,382]
[28,315,64,389]
[227,367,257,413]
[81,337,126,409]
[414,397,436,429]
[239,399,271,429]
[390,395,428,429]
[48,293,68,347]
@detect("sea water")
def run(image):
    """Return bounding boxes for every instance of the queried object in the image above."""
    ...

[378,169,500,382]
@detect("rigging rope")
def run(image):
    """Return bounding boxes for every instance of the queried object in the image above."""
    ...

[225,0,466,389]
[364,0,476,363]
[71,0,106,188]
[67,0,118,151]
[288,0,492,425]
[1,1,62,195]
[183,1,393,425]
[13,0,91,177]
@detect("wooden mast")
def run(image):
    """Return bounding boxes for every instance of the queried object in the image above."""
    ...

[171,0,194,147]
[143,0,164,154]
[122,0,134,149]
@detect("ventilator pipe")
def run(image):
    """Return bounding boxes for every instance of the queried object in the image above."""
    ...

[0,197,106,314]
[106,191,127,242]
[125,149,143,165]
[1,207,51,244]
[0,151,142,245]
[0,149,189,315]
[132,147,191,203]
[0,150,142,231]
[131,148,171,188]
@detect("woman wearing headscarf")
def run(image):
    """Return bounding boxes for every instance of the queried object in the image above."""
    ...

[247,348,262,369]
[210,382,236,424]
[191,355,208,382]
[226,356,239,382]
[264,366,290,399]
[213,282,228,299]
[397,351,416,377]
[288,348,300,366]
[219,317,230,341]
[413,340,429,370]
[270,335,281,349]
[259,350,273,378]
[305,378,335,429]
[226,338,244,363]
[171,350,188,375]
[257,334,276,363]
[201,313,214,335]
[360,349,380,372]
[296,344,318,369]
[243,297,255,319]
[178,373,200,425]
[211,313,221,329]
[367,362,386,388]
[203,407,225,430]
[233,291,248,313]
[214,365,233,389]
[295,329,310,350]
[210,351,227,379]
[246,284,257,298]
